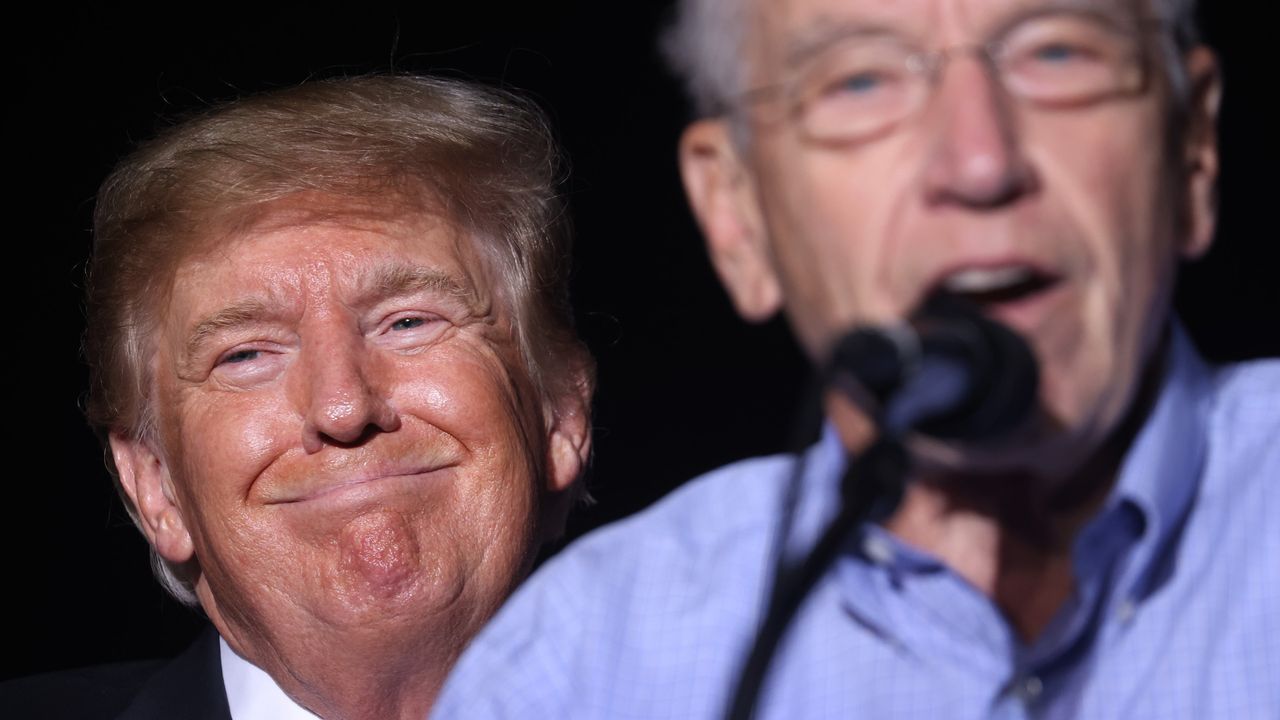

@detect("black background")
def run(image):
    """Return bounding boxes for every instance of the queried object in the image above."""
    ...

[7,3,1273,679]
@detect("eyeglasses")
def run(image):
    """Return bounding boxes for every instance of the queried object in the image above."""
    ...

[735,11,1162,145]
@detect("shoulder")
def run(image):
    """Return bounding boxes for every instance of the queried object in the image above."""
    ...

[433,453,801,718]
[485,451,802,627]
[1181,357,1280,579]
[0,629,229,720]
[114,628,229,720]
[1,660,164,720]
[1124,358,1280,714]
[543,451,798,606]
[576,452,799,567]
[1203,357,1280,482]
[1209,357,1280,424]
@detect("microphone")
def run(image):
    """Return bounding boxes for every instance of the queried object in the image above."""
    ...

[725,295,1040,720]
[826,292,1039,441]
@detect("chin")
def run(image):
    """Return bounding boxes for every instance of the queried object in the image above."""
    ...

[905,392,1116,484]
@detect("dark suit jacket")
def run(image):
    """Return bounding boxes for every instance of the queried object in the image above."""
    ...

[0,628,231,720]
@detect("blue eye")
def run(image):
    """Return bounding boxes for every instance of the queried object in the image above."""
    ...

[391,317,426,331]
[1034,44,1079,62]
[839,72,882,94]
[220,349,260,365]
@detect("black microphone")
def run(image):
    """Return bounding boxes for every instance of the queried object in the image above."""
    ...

[726,296,1039,720]
[826,292,1039,442]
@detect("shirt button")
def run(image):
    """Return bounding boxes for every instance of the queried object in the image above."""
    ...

[1116,598,1137,623]
[862,535,895,566]
[1019,675,1043,702]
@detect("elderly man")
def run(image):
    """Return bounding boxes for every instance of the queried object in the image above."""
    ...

[434,0,1277,718]
[2,76,591,719]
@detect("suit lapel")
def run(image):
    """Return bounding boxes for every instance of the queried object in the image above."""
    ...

[118,627,231,720]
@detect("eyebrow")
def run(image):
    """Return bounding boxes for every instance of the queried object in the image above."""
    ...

[182,298,275,366]
[783,0,1131,69]
[178,265,479,373]
[784,23,902,71]
[358,264,479,309]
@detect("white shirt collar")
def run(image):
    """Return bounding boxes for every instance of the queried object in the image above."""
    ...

[219,636,321,720]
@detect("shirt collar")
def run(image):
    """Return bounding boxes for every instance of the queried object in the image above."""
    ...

[822,323,1214,664]
[824,321,1214,593]
[1095,323,1213,598]
[219,637,321,720]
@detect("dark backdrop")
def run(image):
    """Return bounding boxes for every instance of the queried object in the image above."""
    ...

[7,3,1273,680]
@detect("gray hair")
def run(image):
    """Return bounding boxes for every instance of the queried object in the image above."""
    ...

[86,75,593,604]
[662,0,1202,119]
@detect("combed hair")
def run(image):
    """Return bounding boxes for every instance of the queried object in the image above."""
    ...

[662,0,1202,118]
[85,75,593,604]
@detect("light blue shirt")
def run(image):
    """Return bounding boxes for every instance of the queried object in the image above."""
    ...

[434,328,1279,719]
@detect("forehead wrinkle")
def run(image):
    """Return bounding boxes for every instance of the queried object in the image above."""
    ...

[782,0,1136,65]
[979,0,1146,34]
[784,22,904,71]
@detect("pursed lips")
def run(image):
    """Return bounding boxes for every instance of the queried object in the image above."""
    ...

[262,459,460,505]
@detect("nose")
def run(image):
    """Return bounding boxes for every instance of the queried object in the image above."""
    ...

[921,53,1037,207]
[299,336,401,453]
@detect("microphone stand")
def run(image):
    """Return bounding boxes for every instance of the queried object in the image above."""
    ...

[724,436,908,720]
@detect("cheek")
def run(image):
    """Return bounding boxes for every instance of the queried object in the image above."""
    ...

[160,393,309,589]
[1031,116,1178,429]
[1036,107,1175,300]
[151,382,295,550]
[392,344,543,538]
[756,145,908,348]
[394,343,539,457]
[174,392,295,500]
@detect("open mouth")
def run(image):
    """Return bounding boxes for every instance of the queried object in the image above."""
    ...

[934,265,1060,308]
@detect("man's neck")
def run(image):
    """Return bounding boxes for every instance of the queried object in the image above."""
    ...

[833,344,1168,642]
[884,463,1116,642]
[258,649,444,720]
[208,601,465,720]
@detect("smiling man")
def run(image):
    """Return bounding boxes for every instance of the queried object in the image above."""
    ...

[434,0,1277,718]
[3,76,591,720]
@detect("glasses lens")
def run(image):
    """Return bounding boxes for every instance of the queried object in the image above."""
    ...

[794,38,921,142]
[764,12,1150,143]
[999,13,1146,105]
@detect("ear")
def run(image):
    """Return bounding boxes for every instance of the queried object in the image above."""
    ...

[1178,46,1222,260]
[536,365,594,542]
[109,433,195,565]
[678,119,783,321]
[542,368,593,496]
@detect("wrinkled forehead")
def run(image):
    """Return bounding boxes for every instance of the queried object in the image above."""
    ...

[180,188,467,268]
[154,191,504,332]
[744,0,1150,81]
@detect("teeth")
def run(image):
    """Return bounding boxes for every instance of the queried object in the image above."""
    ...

[941,266,1034,293]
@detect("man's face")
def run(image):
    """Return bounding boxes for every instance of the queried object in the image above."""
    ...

[112,195,583,667]
[682,0,1219,476]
